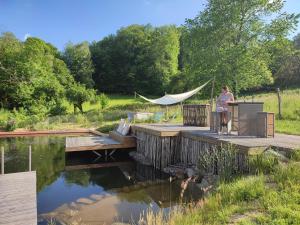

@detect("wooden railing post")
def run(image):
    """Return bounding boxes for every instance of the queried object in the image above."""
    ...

[29,145,32,172]
[1,146,4,175]
[276,88,282,120]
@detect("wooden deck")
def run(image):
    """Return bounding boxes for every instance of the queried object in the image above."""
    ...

[65,135,136,152]
[0,171,37,225]
[182,129,300,153]
[132,124,300,153]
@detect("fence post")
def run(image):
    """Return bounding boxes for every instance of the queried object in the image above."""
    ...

[1,146,4,175]
[276,88,282,120]
[29,145,32,172]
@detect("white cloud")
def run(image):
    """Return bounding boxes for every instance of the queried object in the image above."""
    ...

[23,33,31,41]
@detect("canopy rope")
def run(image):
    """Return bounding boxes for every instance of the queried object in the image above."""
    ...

[136,79,212,105]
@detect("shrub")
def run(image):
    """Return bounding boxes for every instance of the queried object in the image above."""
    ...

[49,104,67,116]
[85,110,104,123]
[99,93,109,110]
[5,118,16,131]
[248,150,279,174]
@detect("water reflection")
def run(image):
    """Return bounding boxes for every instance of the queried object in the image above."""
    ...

[0,136,202,225]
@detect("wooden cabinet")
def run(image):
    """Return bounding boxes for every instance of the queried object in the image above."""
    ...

[238,103,264,136]
[256,112,275,138]
[183,104,210,127]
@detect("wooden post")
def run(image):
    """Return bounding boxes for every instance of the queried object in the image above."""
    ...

[1,146,4,175]
[276,88,282,120]
[134,92,137,99]
[180,102,183,114]
[29,145,32,172]
[210,77,215,113]
[166,105,169,118]
[252,95,254,102]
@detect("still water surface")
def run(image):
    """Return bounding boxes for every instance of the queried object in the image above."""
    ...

[0,135,202,225]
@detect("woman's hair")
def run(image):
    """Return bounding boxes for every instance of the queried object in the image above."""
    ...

[222,85,229,92]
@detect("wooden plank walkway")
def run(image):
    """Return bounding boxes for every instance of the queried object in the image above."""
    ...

[65,135,136,152]
[0,171,37,225]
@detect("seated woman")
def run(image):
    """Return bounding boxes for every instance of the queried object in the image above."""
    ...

[216,86,234,132]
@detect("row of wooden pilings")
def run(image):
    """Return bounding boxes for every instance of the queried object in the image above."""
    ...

[132,130,249,175]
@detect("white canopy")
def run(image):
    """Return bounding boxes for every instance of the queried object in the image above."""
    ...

[137,79,211,105]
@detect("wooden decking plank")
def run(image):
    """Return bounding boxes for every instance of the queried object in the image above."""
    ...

[65,135,136,152]
[0,171,37,225]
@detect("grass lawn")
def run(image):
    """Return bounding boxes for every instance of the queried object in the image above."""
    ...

[243,89,300,135]
[141,152,300,225]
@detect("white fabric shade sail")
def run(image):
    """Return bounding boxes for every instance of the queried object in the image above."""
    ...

[137,79,211,105]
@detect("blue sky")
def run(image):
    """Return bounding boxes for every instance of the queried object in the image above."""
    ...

[0,0,299,50]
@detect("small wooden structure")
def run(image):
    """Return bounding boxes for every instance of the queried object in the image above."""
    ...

[0,171,37,225]
[183,104,210,127]
[256,112,275,138]
[65,133,136,152]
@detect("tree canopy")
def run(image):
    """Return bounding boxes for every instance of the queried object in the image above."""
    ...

[0,33,93,117]
[90,24,180,95]
[179,0,299,97]
[62,42,95,88]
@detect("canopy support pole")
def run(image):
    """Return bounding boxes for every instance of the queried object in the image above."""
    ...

[210,76,215,113]
[166,105,169,118]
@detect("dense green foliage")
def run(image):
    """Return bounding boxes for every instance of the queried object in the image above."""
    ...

[62,42,94,88]
[0,33,95,127]
[178,0,299,96]
[90,24,180,95]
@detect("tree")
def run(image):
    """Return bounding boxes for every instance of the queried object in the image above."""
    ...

[274,33,300,87]
[0,33,76,117]
[294,33,300,49]
[62,42,95,88]
[66,83,95,113]
[90,24,180,95]
[182,0,299,97]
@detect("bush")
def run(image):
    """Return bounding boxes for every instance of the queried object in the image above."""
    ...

[99,93,109,110]
[49,104,67,116]
[5,118,16,131]
[85,110,104,123]
[249,150,279,174]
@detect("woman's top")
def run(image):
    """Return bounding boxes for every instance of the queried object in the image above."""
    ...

[216,92,234,112]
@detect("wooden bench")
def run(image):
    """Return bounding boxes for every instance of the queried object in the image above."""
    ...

[109,130,136,148]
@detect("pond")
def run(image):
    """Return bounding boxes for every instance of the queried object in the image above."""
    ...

[0,135,203,225]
